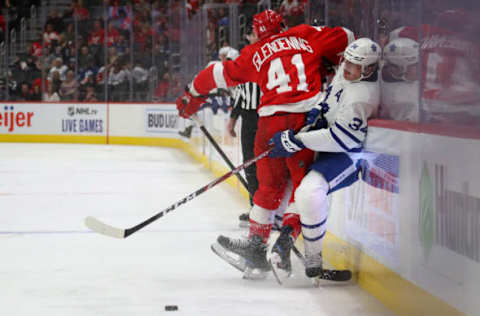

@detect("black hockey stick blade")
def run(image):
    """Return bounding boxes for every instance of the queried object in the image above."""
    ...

[85,148,272,239]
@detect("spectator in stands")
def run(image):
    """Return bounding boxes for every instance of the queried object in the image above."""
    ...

[49,71,62,94]
[84,84,98,102]
[107,61,128,101]
[59,70,79,101]
[114,7,132,32]
[279,0,305,26]
[78,45,92,72]
[168,72,182,101]
[113,32,129,55]
[17,83,33,101]
[28,60,43,86]
[88,19,105,46]
[0,78,7,100]
[66,57,77,73]
[106,20,120,47]
[26,40,42,59]
[46,9,65,34]
[10,57,32,87]
[50,44,65,62]
[30,83,42,101]
[43,83,60,102]
[64,0,90,22]
[107,46,119,66]
[217,8,229,27]
[149,48,165,76]
[134,21,155,52]
[61,0,88,36]
[206,19,217,57]
[186,0,200,19]
[130,60,149,101]
[43,23,60,48]
[62,23,75,48]
[133,0,150,13]
[154,72,170,102]
[48,57,68,81]
[3,0,21,32]
[81,56,99,82]
[7,72,19,99]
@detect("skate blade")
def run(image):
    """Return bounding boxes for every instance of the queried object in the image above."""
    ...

[211,242,247,273]
[269,253,292,285]
[243,267,268,280]
[311,269,353,287]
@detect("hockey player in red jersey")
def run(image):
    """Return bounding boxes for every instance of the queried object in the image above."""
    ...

[177,9,354,278]
[268,38,381,283]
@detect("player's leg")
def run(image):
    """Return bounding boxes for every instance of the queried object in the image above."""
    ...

[272,180,292,231]
[295,170,329,277]
[213,116,290,277]
[238,112,259,227]
[296,152,360,278]
[270,113,315,274]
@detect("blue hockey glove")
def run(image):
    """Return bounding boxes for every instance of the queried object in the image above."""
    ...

[306,106,322,126]
[305,106,328,131]
[268,129,305,158]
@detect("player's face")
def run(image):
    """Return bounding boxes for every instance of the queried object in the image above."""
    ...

[343,60,362,81]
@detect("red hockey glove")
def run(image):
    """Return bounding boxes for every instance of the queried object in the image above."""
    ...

[176,91,206,119]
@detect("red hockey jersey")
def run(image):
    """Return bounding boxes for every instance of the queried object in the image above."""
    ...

[190,24,354,116]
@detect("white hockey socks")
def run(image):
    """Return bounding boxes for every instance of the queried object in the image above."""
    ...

[295,171,330,257]
[249,205,275,243]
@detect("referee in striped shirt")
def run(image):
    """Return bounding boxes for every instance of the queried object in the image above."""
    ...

[227,82,260,226]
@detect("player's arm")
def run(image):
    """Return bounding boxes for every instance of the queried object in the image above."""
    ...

[297,103,373,153]
[268,102,375,157]
[311,25,355,66]
[177,55,253,118]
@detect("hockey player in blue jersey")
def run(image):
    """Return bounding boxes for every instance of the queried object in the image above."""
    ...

[268,38,381,281]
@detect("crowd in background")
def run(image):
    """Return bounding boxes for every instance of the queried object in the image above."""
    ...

[0,0,308,103]
[0,0,183,102]
[0,0,479,126]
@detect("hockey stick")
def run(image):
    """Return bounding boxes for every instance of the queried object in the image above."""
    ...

[191,114,250,191]
[85,148,273,239]
[291,246,352,283]
[270,246,352,285]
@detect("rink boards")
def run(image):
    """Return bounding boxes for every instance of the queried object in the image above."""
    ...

[1,102,478,316]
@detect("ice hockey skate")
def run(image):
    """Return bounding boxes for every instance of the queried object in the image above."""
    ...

[178,125,193,138]
[211,235,270,279]
[304,252,352,287]
[269,226,294,284]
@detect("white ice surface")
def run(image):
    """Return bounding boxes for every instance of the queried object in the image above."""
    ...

[0,143,395,316]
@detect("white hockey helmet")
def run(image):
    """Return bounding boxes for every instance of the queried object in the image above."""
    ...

[383,37,419,80]
[343,38,381,80]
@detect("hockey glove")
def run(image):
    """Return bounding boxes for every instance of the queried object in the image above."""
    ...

[305,106,328,131]
[176,91,206,119]
[268,129,305,158]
